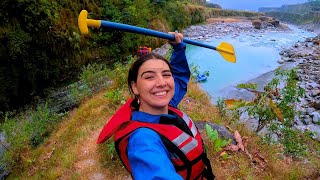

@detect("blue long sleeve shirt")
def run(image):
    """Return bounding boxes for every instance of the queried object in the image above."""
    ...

[169,42,190,108]
[127,42,190,180]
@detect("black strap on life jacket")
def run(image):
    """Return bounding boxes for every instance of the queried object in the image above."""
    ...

[202,155,215,180]
[159,110,215,180]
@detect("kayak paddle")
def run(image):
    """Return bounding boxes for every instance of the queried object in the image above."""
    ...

[78,10,236,63]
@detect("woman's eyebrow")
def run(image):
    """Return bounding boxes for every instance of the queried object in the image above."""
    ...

[141,69,171,77]
[141,70,155,77]
[162,70,171,73]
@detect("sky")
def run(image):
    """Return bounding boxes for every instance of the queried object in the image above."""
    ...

[206,0,309,11]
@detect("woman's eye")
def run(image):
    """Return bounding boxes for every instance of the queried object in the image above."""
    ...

[163,73,172,77]
[145,76,154,79]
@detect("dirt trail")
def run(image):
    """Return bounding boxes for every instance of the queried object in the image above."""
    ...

[71,129,131,180]
[73,131,107,180]
[206,17,248,23]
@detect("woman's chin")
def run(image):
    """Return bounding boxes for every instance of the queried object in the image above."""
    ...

[153,101,170,109]
[149,99,171,110]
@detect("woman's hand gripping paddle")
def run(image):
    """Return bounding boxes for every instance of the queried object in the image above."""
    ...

[78,10,236,63]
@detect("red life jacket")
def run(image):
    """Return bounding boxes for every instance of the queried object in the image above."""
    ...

[97,98,214,180]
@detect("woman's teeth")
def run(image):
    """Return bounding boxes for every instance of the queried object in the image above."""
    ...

[155,91,167,96]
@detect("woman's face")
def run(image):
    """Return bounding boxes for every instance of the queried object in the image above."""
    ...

[131,59,174,114]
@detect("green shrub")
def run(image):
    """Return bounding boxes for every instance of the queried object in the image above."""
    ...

[0,103,63,171]
[27,103,61,147]
[205,124,232,152]
[104,89,125,105]
[163,2,192,31]
[70,63,110,103]
[280,126,308,156]
[224,68,308,157]
[108,56,134,89]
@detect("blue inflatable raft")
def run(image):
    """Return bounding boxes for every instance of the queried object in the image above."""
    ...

[195,74,207,82]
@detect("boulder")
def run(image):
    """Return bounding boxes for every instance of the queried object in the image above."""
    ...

[311,89,320,97]
[313,39,320,45]
[277,59,285,64]
[311,112,320,124]
[252,20,262,29]
[194,121,236,145]
[259,16,268,21]
[270,20,280,27]
[313,101,320,109]
[0,133,9,180]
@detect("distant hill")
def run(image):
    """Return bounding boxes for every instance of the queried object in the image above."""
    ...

[258,1,320,26]
[259,2,319,14]
[204,1,222,9]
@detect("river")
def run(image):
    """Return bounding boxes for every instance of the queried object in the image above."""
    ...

[186,25,316,103]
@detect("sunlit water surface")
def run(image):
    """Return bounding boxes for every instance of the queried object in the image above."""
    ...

[186,25,316,102]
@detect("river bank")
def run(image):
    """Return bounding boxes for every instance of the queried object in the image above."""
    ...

[154,17,320,141]
[183,17,290,41]
[229,37,320,141]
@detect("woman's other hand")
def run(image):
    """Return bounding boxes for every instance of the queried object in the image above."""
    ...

[168,31,183,45]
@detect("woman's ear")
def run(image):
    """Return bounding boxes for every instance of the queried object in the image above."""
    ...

[131,81,139,96]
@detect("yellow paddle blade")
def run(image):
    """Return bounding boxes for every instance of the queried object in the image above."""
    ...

[78,10,102,35]
[216,42,236,63]
[78,10,89,35]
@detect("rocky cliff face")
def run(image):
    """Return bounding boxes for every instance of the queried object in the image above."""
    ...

[300,21,320,34]
[258,2,320,14]
[258,1,320,34]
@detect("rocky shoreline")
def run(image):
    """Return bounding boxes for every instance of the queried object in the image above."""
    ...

[152,19,290,56]
[237,38,320,141]
[289,38,320,140]
[183,18,290,41]
[154,18,320,141]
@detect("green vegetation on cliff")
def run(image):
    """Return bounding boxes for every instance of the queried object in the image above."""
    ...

[0,0,182,111]
[0,0,258,112]
[259,1,320,25]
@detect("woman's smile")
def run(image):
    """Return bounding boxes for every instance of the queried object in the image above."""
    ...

[153,91,168,96]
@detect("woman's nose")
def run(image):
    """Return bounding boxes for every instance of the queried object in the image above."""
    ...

[156,76,167,87]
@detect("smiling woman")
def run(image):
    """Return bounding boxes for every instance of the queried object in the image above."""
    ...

[97,32,215,180]
[129,56,175,114]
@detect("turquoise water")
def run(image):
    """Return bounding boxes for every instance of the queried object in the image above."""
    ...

[186,25,316,101]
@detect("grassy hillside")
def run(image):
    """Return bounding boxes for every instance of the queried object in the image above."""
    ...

[2,53,320,179]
